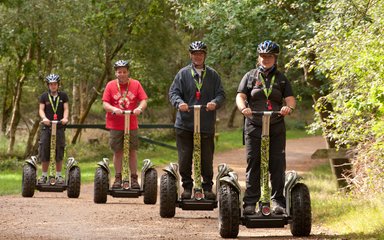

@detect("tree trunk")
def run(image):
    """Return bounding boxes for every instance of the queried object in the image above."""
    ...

[71,70,107,144]
[1,69,11,134]
[227,104,238,128]
[31,128,41,158]
[23,116,41,159]
[72,81,80,124]
[6,74,25,155]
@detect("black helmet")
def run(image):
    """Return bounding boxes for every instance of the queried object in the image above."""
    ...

[257,40,280,55]
[189,41,207,53]
[45,74,60,84]
[114,60,129,69]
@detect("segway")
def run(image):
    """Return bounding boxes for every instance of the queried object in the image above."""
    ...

[160,105,233,218]
[22,120,81,198]
[93,110,157,204]
[218,111,312,238]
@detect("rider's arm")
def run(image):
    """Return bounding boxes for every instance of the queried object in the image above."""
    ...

[280,96,296,116]
[103,101,121,114]
[236,93,252,117]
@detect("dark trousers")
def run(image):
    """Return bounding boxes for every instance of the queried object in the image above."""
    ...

[39,127,66,162]
[243,121,286,206]
[175,128,215,191]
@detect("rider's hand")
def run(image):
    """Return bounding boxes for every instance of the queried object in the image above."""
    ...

[61,118,69,125]
[112,108,123,115]
[280,106,292,116]
[178,103,189,112]
[206,102,217,111]
[133,107,142,116]
[42,118,51,126]
[241,107,252,118]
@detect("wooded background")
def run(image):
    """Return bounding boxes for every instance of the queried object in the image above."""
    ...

[1,0,383,194]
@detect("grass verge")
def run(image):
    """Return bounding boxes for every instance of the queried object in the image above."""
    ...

[305,163,384,239]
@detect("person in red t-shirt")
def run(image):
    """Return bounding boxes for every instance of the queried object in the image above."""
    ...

[102,60,148,189]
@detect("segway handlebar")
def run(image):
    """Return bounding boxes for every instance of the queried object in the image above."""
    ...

[188,105,207,110]
[40,120,65,126]
[251,111,281,116]
[112,110,133,115]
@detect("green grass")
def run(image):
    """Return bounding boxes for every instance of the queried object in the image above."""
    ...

[304,164,384,239]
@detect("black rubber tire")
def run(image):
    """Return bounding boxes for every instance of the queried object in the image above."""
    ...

[143,168,158,204]
[22,164,36,198]
[94,167,109,204]
[67,167,81,198]
[219,183,240,238]
[159,173,177,218]
[290,183,312,236]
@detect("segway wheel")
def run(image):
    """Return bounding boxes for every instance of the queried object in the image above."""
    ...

[290,183,312,236]
[219,183,240,238]
[143,168,158,204]
[67,166,81,198]
[94,167,109,203]
[159,173,177,218]
[22,164,36,197]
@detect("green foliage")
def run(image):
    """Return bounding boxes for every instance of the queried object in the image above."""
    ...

[298,0,384,194]
[176,0,325,102]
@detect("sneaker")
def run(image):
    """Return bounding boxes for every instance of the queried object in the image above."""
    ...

[112,174,122,189]
[204,190,216,200]
[38,176,47,184]
[272,200,286,214]
[56,176,65,184]
[181,188,192,199]
[131,174,140,189]
[243,204,256,215]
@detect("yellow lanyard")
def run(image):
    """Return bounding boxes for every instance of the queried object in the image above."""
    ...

[48,94,60,120]
[259,74,275,99]
[190,67,206,92]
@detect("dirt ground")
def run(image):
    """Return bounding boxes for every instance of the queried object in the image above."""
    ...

[0,136,335,240]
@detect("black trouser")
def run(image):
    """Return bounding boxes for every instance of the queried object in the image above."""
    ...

[39,127,66,162]
[175,128,215,191]
[243,121,286,207]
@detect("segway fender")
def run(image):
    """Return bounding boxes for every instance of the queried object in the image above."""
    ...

[25,156,38,170]
[141,159,155,191]
[97,158,110,174]
[66,157,79,170]
[141,159,154,173]
[219,172,241,194]
[163,162,179,180]
[65,157,79,186]
[216,163,233,179]
[284,170,303,215]
[216,163,241,199]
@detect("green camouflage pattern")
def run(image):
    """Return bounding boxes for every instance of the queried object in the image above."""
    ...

[193,132,202,189]
[123,132,130,183]
[49,123,57,178]
[260,135,271,203]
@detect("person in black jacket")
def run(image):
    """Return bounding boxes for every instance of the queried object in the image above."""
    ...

[169,41,226,200]
[236,40,296,215]
[38,74,69,185]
